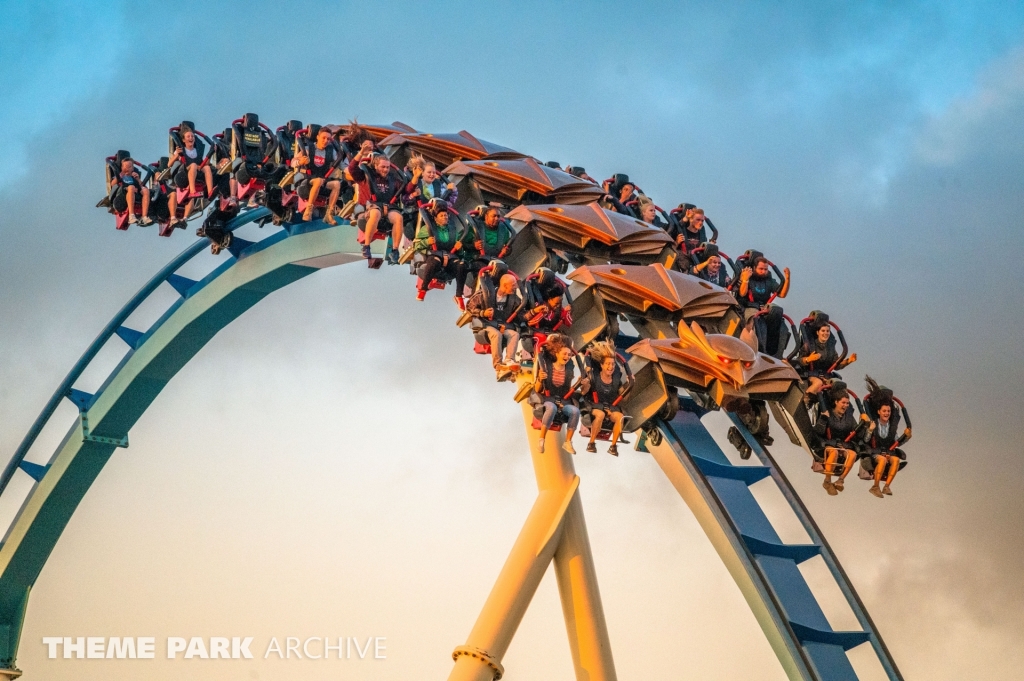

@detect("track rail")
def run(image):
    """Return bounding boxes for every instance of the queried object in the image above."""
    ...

[0,213,373,672]
[1,211,902,679]
[638,400,901,680]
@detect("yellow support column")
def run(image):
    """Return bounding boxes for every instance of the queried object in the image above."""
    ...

[448,378,616,680]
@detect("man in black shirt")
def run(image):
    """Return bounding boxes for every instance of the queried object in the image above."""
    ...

[737,256,791,354]
[348,151,406,263]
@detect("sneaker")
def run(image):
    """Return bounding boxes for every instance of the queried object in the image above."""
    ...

[138,216,153,226]
[869,485,884,498]
[324,214,337,226]
[562,441,576,455]
[454,296,465,311]
[362,246,372,259]
[833,478,844,492]
[608,444,619,456]
[416,290,426,301]
[823,480,837,496]
[586,443,597,453]
[128,214,137,225]
[882,484,893,496]
[538,439,545,454]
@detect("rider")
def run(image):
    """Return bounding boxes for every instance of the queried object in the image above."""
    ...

[523,267,571,350]
[467,273,525,379]
[582,341,630,456]
[692,250,730,287]
[293,126,342,224]
[602,174,638,217]
[638,199,673,232]
[566,166,597,183]
[678,207,714,253]
[798,314,857,403]
[407,160,458,206]
[863,376,912,498]
[340,120,377,161]
[113,154,153,226]
[413,199,469,302]
[347,149,406,264]
[534,334,586,455]
[464,207,515,294]
[170,125,214,199]
[167,126,214,227]
[814,387,869,496]
[737,254,791,354]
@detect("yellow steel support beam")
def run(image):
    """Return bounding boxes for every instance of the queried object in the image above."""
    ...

[448,377,616,681]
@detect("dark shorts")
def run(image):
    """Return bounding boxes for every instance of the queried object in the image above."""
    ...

[112,185,142,213]
[235,162,272,186]
[112,188,129,213]
[364,203,401,219]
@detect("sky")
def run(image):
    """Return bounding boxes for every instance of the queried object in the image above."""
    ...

[1,1,1023,679]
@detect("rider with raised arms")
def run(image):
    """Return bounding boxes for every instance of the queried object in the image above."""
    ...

[582,341,629,456]
[348,146,406,264]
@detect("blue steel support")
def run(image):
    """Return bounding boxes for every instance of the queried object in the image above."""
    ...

[0,209,270,499]
[647,402,869,680]
[729,413,904,681]
[0,211,370,674]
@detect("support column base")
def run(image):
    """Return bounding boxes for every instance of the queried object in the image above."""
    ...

[452,645,504,680]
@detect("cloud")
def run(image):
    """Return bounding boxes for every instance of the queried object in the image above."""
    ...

[0,1,129,187]
[916,45,1024,165]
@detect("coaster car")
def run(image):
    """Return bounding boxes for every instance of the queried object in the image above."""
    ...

[564,263,741,347]
[381,129,526,169]
[275,120,304,164]
[230,115,280,204]
[627,323,800,413]
[443,158,605,213]
[504,203,676,270]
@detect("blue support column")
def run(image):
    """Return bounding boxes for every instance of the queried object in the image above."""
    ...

[648,404,872,680]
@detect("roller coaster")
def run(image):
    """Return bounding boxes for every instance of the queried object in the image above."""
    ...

[0,119,910,680]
